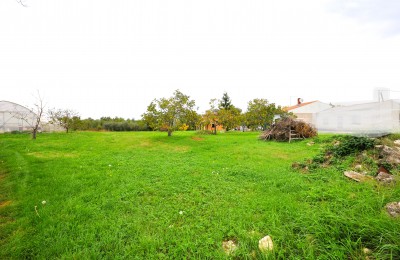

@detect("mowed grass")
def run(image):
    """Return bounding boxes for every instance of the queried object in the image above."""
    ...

[0,131,399,259]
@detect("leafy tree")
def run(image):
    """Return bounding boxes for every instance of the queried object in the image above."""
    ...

[203,99,219,134]
[218,106,242,131]
[245,99,285,131]
[48,108,80,133]
[219,92,233,110]
[142,90,197,136]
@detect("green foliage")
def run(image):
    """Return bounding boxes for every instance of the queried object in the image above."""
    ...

[218,106,242,131]
[73,117,149,132]
[245,99,287,131]
[218,92,233,110]
[0,132,399,259]
[142,90,198,136]
[327,136,375,157]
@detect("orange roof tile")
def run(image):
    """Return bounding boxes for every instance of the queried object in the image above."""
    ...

[283,101,317,112]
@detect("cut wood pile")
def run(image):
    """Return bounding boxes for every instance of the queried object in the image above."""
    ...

[259,117,317,141]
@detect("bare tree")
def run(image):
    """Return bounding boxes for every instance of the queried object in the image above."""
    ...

[48,108,80,133]
[12,92,45,139]
[16,0,27,7]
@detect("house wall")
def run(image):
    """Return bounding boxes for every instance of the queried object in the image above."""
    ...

[289,101,332,125]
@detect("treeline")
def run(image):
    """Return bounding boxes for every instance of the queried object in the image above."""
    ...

[65,117,150,132]
[48,90,290,135]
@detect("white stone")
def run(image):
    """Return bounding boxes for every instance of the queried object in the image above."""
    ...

[344,171,373,182]
[259,235,273,252]
[222,240,238,255]
[386,202,400,217]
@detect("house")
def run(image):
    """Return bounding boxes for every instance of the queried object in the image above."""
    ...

[284,98,332,125]
[314,99,400,135]
[0,100,39,133]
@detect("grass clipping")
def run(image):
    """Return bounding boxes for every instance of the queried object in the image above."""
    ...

[259,117,317,141]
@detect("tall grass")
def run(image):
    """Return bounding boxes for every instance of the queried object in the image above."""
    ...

[0,131,399,258]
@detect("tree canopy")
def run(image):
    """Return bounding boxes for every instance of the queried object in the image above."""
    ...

[142,90,198,136]
[245,98,286,130]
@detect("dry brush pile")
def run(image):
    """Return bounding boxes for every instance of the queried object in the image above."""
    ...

[259,117,317,142]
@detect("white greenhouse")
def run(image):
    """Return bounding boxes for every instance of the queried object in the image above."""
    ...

[0,101,39,133]
[314,99,400,136]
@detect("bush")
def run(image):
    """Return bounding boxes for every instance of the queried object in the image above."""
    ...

[327,136,375,157]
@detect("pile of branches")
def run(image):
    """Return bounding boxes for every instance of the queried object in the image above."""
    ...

[259,117,317,141]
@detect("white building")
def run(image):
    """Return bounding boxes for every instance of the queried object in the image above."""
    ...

[0,101,39,133]
[284,99,332,125]
[314,99,400,135]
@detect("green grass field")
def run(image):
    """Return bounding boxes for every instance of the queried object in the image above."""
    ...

[0,131,399,259]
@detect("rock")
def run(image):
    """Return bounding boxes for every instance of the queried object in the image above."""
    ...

[344,171,373,182]
[363,248,372,255]
[222,240,238,255]
[379,146,400,165]
[385,202,400,218]
[394,140,400,146]
[376,172,396,184]
[355,164,363,170]
[258,235,273,252]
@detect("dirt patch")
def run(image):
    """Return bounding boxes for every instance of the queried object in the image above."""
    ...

[191,136,204,141]
[0,200,12,208]
[27,151,77,159]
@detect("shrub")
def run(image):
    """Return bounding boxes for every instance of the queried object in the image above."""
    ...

[327,136,375,157]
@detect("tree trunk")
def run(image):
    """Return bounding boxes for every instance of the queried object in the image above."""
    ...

[168,129,172,136]
[32,129,37,140]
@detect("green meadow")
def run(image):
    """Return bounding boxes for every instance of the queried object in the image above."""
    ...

[0,131,399,259]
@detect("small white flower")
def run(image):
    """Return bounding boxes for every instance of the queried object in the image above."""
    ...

[179,211,184,215]
[42,200,46,205]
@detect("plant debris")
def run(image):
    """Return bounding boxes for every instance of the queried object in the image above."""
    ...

[259,117,317,142]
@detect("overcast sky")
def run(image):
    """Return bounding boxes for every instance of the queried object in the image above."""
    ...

[1,0,400,119]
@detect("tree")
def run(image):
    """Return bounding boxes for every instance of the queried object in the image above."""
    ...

[48,108,80,133]
[218,106,242,131]
[142,90,197,136]
[245,99,285,131]
[219,92,233,110]
[203,99,219,134]
[16,0,27,7]
[12,92,45,139]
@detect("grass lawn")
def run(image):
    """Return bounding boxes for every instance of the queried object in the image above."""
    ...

[0,131,399,259]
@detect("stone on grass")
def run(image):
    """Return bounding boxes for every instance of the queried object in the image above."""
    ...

[258,235,273,252]
[386,202,400,218]
[376,172,396,184]
[363,247,372,255]
[222,240,238,255]
[394,140,400,146]
[344,171,373,182]
[379,145,400,165]
[354,164,362,170]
